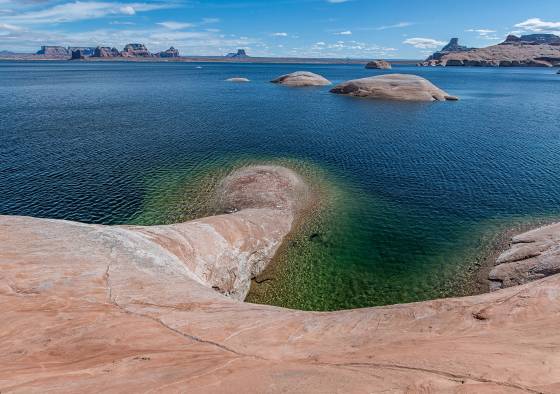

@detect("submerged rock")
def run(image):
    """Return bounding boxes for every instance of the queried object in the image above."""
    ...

[271,71,331,86]
[226,77,250,82]
[365,60,392,69]
[330,74,458,102]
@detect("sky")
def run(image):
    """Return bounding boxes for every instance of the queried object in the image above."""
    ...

[1,0,560,58]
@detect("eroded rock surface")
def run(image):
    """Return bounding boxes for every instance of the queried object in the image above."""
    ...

[489,223,560,291]
[1,166,560,393]
[330,74,458,102]
[271,71,331,86]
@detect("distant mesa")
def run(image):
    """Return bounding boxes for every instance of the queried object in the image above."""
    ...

[36,43,180,60]
[71,50,86,60]
[419,35,560,67]
[226,49,249,58]
[93,46,120,58]
[441,37,472,53]
[156,46,179,58]
[365,60,392,69]
[330,74,458,102]
[271,71,331,87]
[423,38,474,64]
[501,33,560,46]
[226,77,250,82]
[36,46,69,57]
[121,43,152,57]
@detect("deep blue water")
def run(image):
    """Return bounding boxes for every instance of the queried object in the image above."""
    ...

[1,61,559,310]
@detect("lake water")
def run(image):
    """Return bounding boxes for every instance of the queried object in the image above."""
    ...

[1,61,559,310]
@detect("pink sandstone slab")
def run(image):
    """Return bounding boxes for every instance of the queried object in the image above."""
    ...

[1,166,559,393]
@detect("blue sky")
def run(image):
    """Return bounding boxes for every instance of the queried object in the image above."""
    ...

[1,0,560,58]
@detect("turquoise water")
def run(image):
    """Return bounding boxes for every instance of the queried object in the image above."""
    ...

[1,61,559,310]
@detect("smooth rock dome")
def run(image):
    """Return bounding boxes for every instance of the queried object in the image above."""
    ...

[226,77,250,82]
[330,74,459,102]
[365,60,392,70]
[271,71,331,86]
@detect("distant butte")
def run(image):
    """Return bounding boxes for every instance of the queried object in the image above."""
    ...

[420,35,560,67]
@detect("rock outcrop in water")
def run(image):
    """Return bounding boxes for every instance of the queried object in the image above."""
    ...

[271,71,331,86]
[2,165,560,393]
[489,223,560,291]
[365,60,392,69]
[330,74,458,101]
[419,35,560,67]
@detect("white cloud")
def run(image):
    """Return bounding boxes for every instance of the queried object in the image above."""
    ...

[5,1,174,24]
[272,32,288,36]
[514,18,560,34]
[306,39,397,57]
[335,30,352,35]
[403,37,446,49]
[201,17,220,25]
[158,21,193,30]
[0,24,261,55]
[376,22,413,31]
[466,28,496,35]
[0,22,23,31]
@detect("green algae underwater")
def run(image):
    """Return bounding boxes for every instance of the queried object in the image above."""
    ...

[4,63,560,311]
[126,156,554,311]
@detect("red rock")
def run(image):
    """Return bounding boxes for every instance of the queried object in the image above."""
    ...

[1,166,560,393]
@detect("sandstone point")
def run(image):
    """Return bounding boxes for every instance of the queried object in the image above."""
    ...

[489,222,560,291]
[330,74,459,102]
[226,77,250,82]
[365,60,392,70]
[271,71,331,86]
[2,166,560,393]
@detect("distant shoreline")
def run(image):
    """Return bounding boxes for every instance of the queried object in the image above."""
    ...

[0,55,421,65]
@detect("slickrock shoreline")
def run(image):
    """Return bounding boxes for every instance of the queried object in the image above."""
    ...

[489,222,560,291]
[1,165,560,393]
